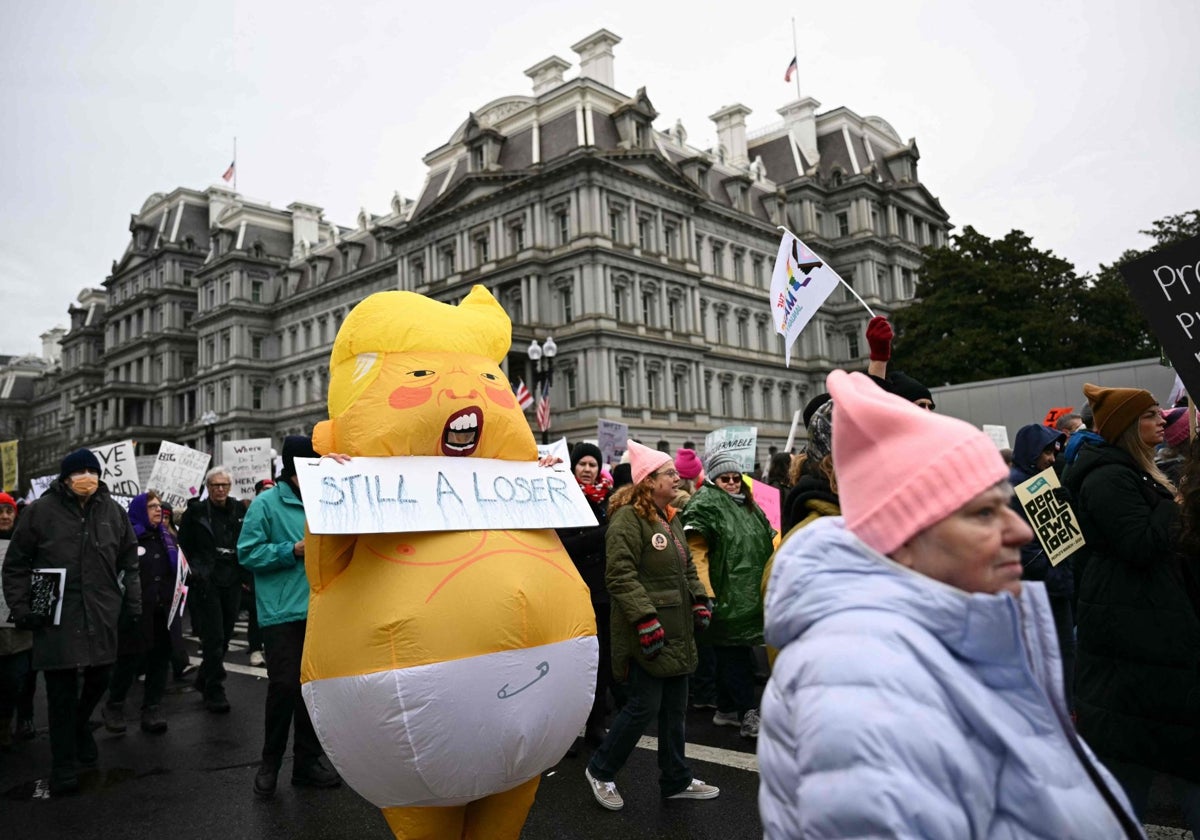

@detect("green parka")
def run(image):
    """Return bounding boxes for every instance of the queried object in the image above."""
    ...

[681,483,774,646]
[606,502,708,681]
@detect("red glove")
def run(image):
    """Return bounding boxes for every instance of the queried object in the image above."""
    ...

[866,316,893,362]
[636,616,665,658]
[692,601,712,630]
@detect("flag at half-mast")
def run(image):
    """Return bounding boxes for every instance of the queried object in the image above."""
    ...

[514,379,534,411]
[222,161,235,182]
[784,56,798,82]
[769,230,843,367]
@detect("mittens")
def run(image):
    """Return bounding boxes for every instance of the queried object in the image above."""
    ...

[866,316,894,362]
[636,616,665,659]
[692,601,712,630]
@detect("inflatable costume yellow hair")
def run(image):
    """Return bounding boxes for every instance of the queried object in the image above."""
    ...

[300,286,597,839]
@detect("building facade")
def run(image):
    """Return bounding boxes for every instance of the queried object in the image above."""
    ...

[9,29,951,489]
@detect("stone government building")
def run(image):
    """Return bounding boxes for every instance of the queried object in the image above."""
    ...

[3,29,950,488]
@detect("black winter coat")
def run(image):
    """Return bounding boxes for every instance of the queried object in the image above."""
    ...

[178,497,245,586]
[1063,441,1200,782]
[556,493,609,605]
[1,480,140,671]
[118,529,178,657]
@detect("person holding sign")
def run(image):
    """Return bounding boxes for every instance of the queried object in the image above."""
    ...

[585,441,719,810]
[1,448,141,796]
[759,372,1141,839]
[1061,384,1200,830]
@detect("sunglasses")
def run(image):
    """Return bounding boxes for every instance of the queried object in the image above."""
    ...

[714,473,742,484]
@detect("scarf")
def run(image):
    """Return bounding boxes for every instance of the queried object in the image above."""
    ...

[578,473,613,506]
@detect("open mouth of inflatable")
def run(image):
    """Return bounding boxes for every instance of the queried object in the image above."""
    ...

[442,407,482,456]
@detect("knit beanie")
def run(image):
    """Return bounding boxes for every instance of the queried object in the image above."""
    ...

[627,440,672,485]
[805,399,834,463]
[60,447,102,480]
[570,442,603,471]
[1079,401,1094,429]
[675,448,703,480]
[1082,383,1157,444]
[703,450,743,482]
[802,392,832,427]
[280,435,319,480]
[1164,407,1190,450]
[827,370,1008,557]
[888,371,935,408]
[611,462,633,490]
[0,491,15,510]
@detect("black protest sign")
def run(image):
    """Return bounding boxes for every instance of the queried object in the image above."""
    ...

[1119,233,1200,398]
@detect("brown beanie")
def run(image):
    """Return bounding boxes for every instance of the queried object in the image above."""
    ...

[1082,383,1157,443]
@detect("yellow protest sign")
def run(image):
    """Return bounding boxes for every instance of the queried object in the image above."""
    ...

[0,440,18,492]
[1013,467,1085,566]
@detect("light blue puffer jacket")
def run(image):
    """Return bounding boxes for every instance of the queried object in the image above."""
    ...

[758,516,1143,839]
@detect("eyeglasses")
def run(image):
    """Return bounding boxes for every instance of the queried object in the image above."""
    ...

[714,473,742,484]
[208,482,231,489]
[655,469,679,479]
[146,503,162,510]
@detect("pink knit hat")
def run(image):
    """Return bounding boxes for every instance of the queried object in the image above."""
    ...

[675,448,703,480]
[827,370,1008,556]
[1164,407,1190,450]
[627,440,673,485]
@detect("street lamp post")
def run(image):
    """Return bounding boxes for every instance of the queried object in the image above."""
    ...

[200,410,219,457]
[526,336,557,444]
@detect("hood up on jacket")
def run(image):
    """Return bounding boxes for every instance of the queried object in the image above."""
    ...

[127,492,178,557]
[1062,429,1105,468]
[1010,424,1066,481]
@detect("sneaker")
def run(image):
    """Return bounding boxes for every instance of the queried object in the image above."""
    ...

[249,650,266,667]
[204,688,231,714]
[690,700,717,710]
[712,710,740,728]
[15,718,35,741]
[102,702,127,734]
[739,708,760,739]
[585,766,624,811]
[49,768,80,797]
[253,763,279,800]
[140,705,168,734]
[667,778,720,800]
[292,756,341,788]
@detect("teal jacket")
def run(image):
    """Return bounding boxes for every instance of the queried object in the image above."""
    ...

[237,481,309,628]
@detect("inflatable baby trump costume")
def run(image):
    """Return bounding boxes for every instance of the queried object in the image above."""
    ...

[299,286,598,840]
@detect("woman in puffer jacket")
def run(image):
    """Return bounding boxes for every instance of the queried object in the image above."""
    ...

[759,371,1142,839]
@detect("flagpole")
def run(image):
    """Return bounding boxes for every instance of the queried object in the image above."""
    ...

[776,225,875,317]
[233,136,238,192]
[791,17,801,100]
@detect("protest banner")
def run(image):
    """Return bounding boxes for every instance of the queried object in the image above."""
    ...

[91,440,140,497]
[597,420,628,467]
[1042,407,1075,429]
[293,456,598,535]
[982,424,1011,450]
[1119,233,1200,399]
[1013,467,1086,566]
[535,437,571,470]
[148,442,211,509]
[27,474,55,502]
[222,438,274,499]
[1,439,17,492]
[704,426,758,473]
[746,478,781,534]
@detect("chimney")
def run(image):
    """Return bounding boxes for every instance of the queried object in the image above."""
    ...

[40,327,66,364]
[778,97,821,169]
[709,104,752,167]
[288,202,324,252]
[524,56,571,96]
[571,29,621,89]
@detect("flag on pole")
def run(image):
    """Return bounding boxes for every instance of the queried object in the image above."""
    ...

[784,56,798,82]
[515,379,534,411]
[222,161,236,182]
[769,230,843,367]
[535,381,551,433]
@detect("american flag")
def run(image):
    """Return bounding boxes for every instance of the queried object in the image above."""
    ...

[535,381,551,433]
[222,161,236,182]
[784,56,798,83]
[514,379,533,411]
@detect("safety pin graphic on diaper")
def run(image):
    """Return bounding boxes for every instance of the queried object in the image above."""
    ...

[497,661,550,699]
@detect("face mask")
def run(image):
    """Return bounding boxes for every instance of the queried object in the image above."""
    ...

[70,473,99,498]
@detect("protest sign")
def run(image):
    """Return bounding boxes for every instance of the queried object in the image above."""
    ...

[770,231,844,366]
[1,439,18,492]
[597,420,628,467]
[0,540,11,626]
[168,548,190,628]
[535,437,571,470]
[1042,407,1074,429]
[293,456,598,535]
[30,568,67,626]
[222,438,274,499]
[704,426,758,473]
[28,474,55,501]
[1119,233,1200,399]
[746,478,781,534]
[148,442,211,509]
[1013,467,1085,566]
[91,440,140,497]
[982,424,1011,450]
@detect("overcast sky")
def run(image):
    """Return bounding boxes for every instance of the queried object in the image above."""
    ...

[2,0,1197,356]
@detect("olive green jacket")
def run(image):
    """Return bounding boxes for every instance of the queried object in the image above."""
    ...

[606,503,708,681]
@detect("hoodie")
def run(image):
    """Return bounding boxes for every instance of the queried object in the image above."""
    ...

[757,516,1141,840]
[1008,424,1072,595]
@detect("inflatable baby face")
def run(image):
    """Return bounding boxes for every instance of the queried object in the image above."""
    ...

[313,286,537,461]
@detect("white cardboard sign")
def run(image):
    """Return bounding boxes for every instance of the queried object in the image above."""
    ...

[147,442,211,509]
[293,456,598,535]
[91,440,141,497]
[222,438,274,499]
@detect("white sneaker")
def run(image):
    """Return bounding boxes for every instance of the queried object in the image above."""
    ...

[740,708,760,739]
[712,710,740,727]
[249,651,266,667]
[585,767,624,811]
[667,778,720,800]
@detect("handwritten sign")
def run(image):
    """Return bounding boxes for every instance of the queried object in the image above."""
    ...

[535,437,571,470]
[168,548,190,628]
[704,426,758,473]
[148,442,211,509]
[597,420,628,467]
[28,474,55,501]
[293,456,599,535]
[746,477,781,534]
[91,440,140,497]
[1119,233,1200,399]
[0,439,17,492]
[222,439,274,499]
[1042,407,1075,429]
[1013,467,1085,567]
[982,424,1011,450]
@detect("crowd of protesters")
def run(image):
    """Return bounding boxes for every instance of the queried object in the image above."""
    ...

[1,312,1199,837]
